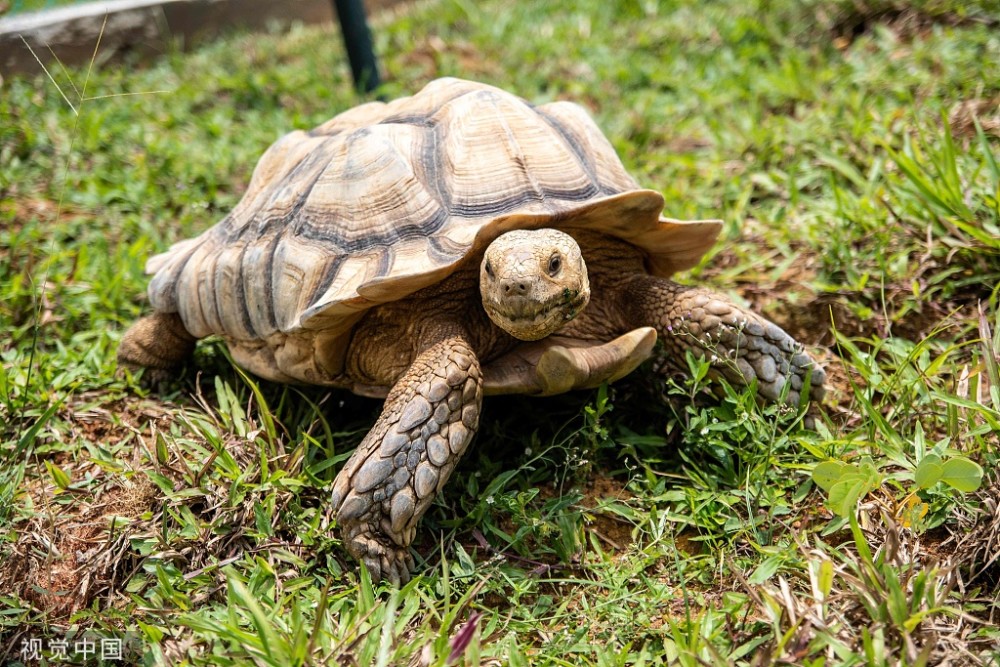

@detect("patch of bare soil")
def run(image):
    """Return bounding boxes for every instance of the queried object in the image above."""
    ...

[0,196,87,244]
[705,241,987,421]
[714,242,926,346]
[939,471,1000,589]
[0,396,173,620]
[0,198,51,287]
[67,394,174,444]
[577,474,638,555]
[950,96,1000,141]
[4,478,160,617]
[712,239,982,347]
[0,388,304,641]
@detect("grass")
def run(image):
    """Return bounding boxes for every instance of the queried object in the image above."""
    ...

[1,0,999,664]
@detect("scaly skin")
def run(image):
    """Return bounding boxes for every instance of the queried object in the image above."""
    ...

[480,229,590,341]
[622,276,825,405]
[329,328,482,583]
[117,312,197,383]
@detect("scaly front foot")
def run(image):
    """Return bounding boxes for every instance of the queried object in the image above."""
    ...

[628,277,825,405]
[330,332,482,583]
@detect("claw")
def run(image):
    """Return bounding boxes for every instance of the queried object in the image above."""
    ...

[364,556,383,584]
[352,534,414,585]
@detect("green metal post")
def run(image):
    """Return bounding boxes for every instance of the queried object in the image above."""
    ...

[333,0,380,93]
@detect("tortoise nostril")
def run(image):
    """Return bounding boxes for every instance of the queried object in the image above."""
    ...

[501,280,529,295]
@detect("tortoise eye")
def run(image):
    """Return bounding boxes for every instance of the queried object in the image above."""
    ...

[484,261,494,278]
[547,254,562,276]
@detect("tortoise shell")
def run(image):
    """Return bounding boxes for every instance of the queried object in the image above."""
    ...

[144,78,722,383]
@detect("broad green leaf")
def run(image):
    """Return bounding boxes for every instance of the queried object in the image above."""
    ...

[828,477,867,517]
[913,454,943,489]
[858,457,881,488]
[155,431,169,465]
[940,457,984,492]
[748,555,782,585]
[812,461,850,492]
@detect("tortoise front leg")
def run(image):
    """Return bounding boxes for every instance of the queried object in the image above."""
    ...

[625,275,825,406]
[330,332,482,584]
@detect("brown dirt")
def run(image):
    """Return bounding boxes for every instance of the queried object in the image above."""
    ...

[16,479,159,616]
[710,237,979,348]
[0,196,87,243]
[937,471,1000,587]
[950,96,1000,141]
[703,240,987,424]
[0,396,175,619]
[578,474,637,554]
[66,393,176,443]
[0,198,49,279]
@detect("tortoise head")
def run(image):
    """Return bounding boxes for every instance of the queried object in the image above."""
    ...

[480,229,591,341]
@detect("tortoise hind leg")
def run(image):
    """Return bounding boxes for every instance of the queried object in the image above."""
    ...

[118,312,197,381]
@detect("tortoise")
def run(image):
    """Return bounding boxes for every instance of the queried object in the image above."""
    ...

[119,77,825,583]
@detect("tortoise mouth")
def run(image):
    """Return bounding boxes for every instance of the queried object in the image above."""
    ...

[484,287,590,341]
[503,289,588,321]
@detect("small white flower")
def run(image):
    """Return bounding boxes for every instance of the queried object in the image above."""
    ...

[525,447,533,456]
[486,496,495,505]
